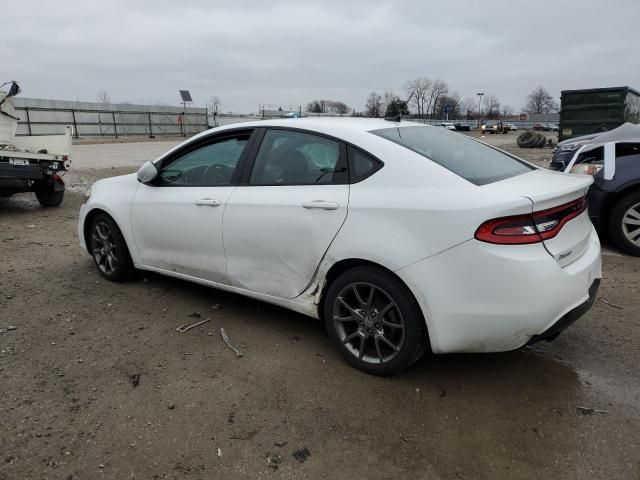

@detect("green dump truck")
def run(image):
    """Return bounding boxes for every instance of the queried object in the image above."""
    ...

[559,86,640,141]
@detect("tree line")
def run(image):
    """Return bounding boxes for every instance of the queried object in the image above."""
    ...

[305,81,559,119]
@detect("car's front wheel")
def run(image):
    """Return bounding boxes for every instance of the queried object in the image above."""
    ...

[89,214,134,281]
[323,266,428,375]
[609,191,640,256]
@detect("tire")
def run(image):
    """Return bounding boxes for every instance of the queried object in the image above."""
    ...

[534,133,547,148]
[323,266,428,376]
[517,131,536,148]
[35,186,64,207]
[608,191,640,256]
[89,214,134,281]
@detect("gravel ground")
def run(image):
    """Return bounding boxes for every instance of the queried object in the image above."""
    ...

[1,135,639,479]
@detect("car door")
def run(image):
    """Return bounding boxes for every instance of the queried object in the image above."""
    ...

[223,128,349,298]
[130,130,254,283]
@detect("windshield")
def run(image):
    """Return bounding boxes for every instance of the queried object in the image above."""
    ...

[371,126,533,185]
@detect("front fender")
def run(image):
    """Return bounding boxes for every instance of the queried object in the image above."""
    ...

[78,174,141,264]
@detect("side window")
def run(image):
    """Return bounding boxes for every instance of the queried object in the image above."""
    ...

[347,146,382,183]
[157,134,250,186]
[616,143,640,159]
[250,130,343,185]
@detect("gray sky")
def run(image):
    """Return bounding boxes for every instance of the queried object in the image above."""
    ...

[4,0,639,114]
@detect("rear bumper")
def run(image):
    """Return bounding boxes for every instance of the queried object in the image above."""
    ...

[0,163,45,181]
[526,278,599,345]
[396,227,602,354]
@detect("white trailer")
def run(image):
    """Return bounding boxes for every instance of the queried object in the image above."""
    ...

[0,81,72,206]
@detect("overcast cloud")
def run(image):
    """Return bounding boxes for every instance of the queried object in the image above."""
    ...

[3,0,640,113]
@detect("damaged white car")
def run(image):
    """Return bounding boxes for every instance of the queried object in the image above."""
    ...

[79,118,601,375]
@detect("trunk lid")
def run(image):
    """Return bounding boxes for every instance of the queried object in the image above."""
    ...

[486,169,594,267]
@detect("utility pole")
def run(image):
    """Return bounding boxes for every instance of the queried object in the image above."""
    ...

[476,92,484,131]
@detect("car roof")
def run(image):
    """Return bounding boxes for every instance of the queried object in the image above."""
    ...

[199,117,428,144]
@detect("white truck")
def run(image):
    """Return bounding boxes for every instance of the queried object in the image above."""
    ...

[0,81,72,206]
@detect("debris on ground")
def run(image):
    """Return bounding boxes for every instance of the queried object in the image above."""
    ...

[576,406,608,416]
[7,325,17,331]
[274,441,287,448]
[217,448,222,458]
[176,318,210,333]
[264,453,282,470]
[220,328,243,357]
[292,447,311,463]
[130,373,141,387]
[189,312,202,319]
[598,298,623,310]
[211,304,222,310]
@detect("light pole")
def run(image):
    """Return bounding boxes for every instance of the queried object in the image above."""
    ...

[477,92,484,131]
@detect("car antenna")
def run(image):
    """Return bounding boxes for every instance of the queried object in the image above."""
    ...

[384,114,401,122]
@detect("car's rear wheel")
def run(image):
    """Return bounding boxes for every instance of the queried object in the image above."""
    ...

[89,214,134,281]
[323,266,428,375]
[609,191,640,256]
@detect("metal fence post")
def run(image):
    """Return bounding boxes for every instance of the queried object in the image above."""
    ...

[112,112,118,139]
[148,111,154,138]
[71,109,79,138]
[24,107,32,136]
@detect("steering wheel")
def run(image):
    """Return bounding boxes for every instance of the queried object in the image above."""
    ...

[203,164,231,184]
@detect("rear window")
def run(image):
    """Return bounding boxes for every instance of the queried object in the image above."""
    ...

[371,126,533,185]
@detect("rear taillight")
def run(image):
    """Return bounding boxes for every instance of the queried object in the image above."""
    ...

[475,197,588,245]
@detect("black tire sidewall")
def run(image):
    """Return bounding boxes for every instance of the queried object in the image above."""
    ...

[323,266,426,375]
[35,188,64,207]
[89,214,133,281]
[609,191,640,256]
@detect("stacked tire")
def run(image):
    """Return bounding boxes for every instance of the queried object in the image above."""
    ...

[517,131,547,148]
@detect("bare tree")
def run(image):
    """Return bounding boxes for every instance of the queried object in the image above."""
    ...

[405,77,432,118]
[435,92,461,119]
[428,80,449,117]
[501,105,514,117]
[97,90,111,104]
[331,101,350,116]
[365,92,383,118]
[461,97,476,119]
[525,86,558,114]
[483,94,501,119]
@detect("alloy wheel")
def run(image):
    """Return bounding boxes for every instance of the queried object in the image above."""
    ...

[332,282,405,364]
[622,202,640,247]
[92,221,118,275]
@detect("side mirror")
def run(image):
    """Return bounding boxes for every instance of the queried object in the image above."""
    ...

[137,161,158,184]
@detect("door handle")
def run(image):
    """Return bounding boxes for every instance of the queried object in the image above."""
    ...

[301,200,339,210]
[195,198,221,207]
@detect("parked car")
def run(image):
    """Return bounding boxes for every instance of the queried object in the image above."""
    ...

[482,121,509,134]
[0,81,71,206]
[547,123,559,132]
[551,122,640,255]
[79,118,601,375]
[454,123,471,131]
[439,122,456,131]
[550,133,601,171]
[482,121,498,133]
[533,123,550,131]
[506,123,518,131]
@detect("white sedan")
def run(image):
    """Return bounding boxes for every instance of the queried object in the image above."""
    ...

[79,118,601,375]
